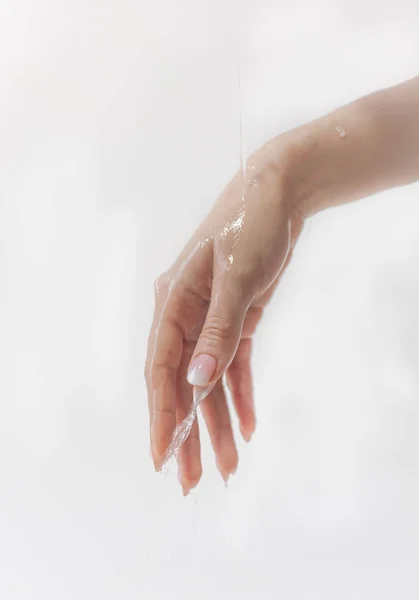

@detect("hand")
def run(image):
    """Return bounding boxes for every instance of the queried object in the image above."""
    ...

[146,76,419,494]
[145,140,304,495]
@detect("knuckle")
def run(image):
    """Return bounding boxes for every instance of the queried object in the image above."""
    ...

[203,315,234,343]
[154,405,176,417]
[154,272,171,297]
[214,271,256,306]
[150,363,176,388]
[232,266,261,298]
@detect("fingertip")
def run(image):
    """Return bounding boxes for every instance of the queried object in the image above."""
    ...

[154,457,163,472]
[178,455,202,497]
[221,470,231,485]
[151,440,167,472]
[152,454,163,472]
[179,472,201,497]
[216,452,238,484]
[178,469,188,496]
[240,422,256,443]
[187,354,217,387]
[185,469,202,494]
[241,429,252,443]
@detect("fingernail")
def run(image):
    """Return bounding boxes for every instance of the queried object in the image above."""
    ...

[217,460,237,484]
[187,354,217,386]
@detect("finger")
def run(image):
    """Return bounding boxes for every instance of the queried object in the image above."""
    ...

[177,419,201,496]
[147,314,183,470]
[226,339,256,442]
[145,275,170,422]
[200,379,238,482]
[186,276,249,388]
[241,305,263,338]
[145,286,160,419]
[176,343,202,495]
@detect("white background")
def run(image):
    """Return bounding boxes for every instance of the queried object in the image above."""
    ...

[1,1,419,598]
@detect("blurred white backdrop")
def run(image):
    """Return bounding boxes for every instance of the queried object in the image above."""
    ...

[1,1,419,598]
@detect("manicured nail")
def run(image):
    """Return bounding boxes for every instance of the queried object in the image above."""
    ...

[187,354,217,386]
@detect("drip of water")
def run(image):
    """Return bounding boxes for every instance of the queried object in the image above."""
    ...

[161,383,216,468]
[236,0,246,198]
[223,468,234,547]
[336,125,347,139]
[160,0,246,476]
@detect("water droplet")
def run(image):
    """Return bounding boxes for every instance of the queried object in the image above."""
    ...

[336,125,347,139]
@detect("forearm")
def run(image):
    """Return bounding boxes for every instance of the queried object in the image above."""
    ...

[280,76,419,216]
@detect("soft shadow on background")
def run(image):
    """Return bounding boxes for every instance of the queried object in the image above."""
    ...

[1,1,419,598]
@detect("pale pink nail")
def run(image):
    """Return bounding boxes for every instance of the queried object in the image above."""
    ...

[187,354,217,386]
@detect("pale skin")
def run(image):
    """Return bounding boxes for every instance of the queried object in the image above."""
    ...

[145,75,419,495]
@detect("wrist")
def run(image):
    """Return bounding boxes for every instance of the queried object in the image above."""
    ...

[271,96,381,218]
[246,135,306,222]
[248,126,326,220]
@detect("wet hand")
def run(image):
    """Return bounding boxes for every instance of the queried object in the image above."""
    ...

[145,141,304,494]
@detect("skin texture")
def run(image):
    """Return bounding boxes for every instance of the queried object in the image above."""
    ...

[145,75,419,495]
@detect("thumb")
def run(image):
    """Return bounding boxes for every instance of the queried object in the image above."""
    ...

[187,277,250,387]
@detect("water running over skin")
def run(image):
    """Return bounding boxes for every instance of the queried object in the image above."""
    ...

[161,383,216,468]
[160,1,248,469]
[336,124,347,139]
[236,0,246,196]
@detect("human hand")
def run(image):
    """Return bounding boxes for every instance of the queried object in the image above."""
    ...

[146,75,419,494]
[145,140,304,495]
